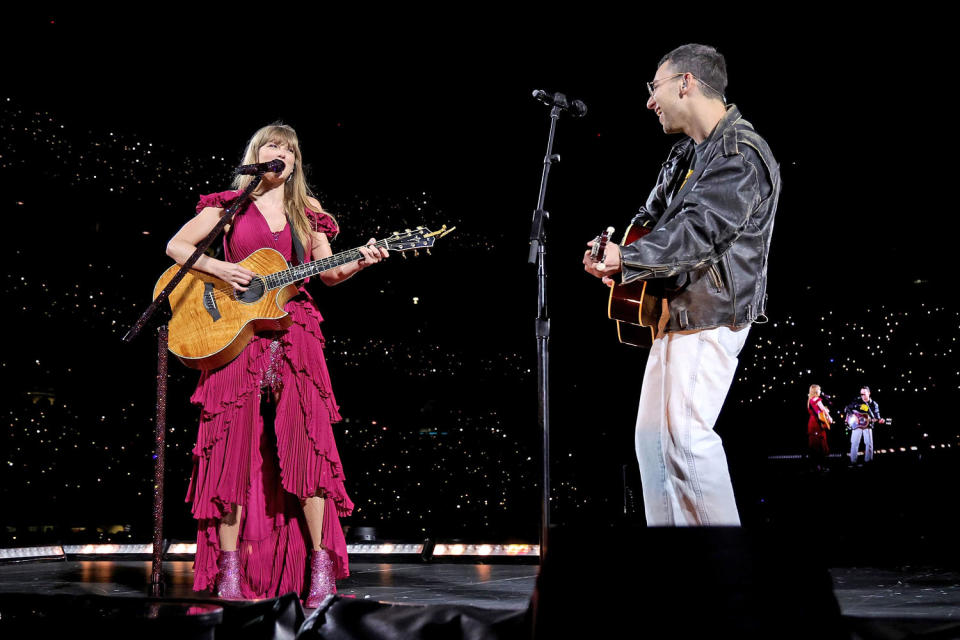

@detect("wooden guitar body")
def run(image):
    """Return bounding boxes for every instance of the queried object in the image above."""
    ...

[817,411,832,431]
[153,248,299,370]
[606,224,662,349]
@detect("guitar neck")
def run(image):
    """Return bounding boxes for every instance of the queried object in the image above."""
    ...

[263,240,388,290]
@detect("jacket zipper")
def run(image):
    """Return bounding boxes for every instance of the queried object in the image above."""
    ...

[708,264,724,291]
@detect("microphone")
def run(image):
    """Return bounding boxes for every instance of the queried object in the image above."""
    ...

[532,90,588,118]
[234,159,286,175]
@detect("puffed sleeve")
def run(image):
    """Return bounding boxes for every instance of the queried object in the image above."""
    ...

[307,209,339,240]
[195,190,241,214]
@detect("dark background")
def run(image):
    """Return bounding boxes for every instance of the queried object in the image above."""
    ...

[2,12,955,564]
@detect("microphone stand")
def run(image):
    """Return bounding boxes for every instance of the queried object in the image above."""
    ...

[123,174,263,596]
[529,104,563,560]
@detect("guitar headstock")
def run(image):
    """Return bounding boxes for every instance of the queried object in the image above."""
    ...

[383,225,456,257]
[590,226,615,263]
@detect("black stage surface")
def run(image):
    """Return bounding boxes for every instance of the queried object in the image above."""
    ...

[2,559,959,618]
[0,560,537,610]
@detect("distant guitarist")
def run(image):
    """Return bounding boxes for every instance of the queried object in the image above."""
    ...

[580,44,780,526]
[844,386,884,464]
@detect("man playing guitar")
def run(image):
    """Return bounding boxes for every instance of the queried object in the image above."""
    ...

[844,386,885,464]
[582,44,780,526]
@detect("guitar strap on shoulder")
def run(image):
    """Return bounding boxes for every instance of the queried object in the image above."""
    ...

[290,227,306,266]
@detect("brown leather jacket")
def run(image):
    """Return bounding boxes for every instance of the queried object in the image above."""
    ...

[619,105,781,333]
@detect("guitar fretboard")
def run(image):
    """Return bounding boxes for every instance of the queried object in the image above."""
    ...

[262,240,389,290]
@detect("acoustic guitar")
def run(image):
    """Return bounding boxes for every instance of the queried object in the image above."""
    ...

[592,223,663,349]
[844,412,891,431]
[817,410,832,431]
[154,225,453,370]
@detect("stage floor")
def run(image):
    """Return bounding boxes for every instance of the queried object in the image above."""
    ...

[0,560,538,610]
[0,560,958,620]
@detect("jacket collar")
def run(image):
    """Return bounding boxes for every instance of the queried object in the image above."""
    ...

[705,104,741,143]
[652,104,742,230]
[667,104,740,155]
[709,104,746,157]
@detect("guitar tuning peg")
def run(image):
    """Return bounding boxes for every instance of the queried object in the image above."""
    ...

[426,249,431,255]
[401,252,408,259]
[413,250,419,257]
[405,228,412,233]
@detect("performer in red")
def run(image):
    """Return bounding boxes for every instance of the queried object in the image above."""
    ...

[165,123,388,606]
[807,384,832,470]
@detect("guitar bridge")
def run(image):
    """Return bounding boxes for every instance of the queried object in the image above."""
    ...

[203,282,222,322]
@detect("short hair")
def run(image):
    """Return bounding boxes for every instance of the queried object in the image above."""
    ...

[860,386,871,393]
[659,44,727,102]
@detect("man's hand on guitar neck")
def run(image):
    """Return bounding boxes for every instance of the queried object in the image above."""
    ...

[583,240,622,286]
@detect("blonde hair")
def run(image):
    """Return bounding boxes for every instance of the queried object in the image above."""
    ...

[231,123,336,251]
[808,384,821,407]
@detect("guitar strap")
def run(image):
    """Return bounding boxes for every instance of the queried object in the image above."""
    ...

[290,226,306,266]
[652,144,707,232]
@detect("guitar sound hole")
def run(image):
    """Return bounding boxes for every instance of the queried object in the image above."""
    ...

[235,276,266,304]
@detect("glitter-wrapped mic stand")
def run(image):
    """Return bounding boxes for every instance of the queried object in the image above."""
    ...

[123,174,263,596]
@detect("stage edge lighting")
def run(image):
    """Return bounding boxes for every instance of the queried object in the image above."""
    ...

[0,546,65,560]
[346,543,424,554]
[432,543,539,557]
[63,544,154,555]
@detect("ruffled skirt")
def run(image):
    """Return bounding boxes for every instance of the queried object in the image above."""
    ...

[185,296,352,598]
[807,416,829,456]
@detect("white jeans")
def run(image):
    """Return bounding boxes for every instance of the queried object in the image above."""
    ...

[635,325,749,526]
[849,428,873,463]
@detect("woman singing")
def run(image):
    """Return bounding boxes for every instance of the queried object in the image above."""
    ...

[166,123,387,606]
[807,384,832,471]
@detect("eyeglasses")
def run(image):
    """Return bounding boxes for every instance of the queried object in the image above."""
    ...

[646,73,684,96]
[646,72,726,102]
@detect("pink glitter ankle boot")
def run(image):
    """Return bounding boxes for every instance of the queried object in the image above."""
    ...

[216,550,243,600]
[304,548,336,608]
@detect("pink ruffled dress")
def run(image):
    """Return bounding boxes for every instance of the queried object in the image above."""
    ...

[185,191,353,599]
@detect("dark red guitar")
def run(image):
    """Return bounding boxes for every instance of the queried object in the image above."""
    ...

[592,223,663,349]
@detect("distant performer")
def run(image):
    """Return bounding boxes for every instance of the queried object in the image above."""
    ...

[807,384,832,470]
[582,44,780,525]
[844,386,884,464]
[165,123,388,606]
